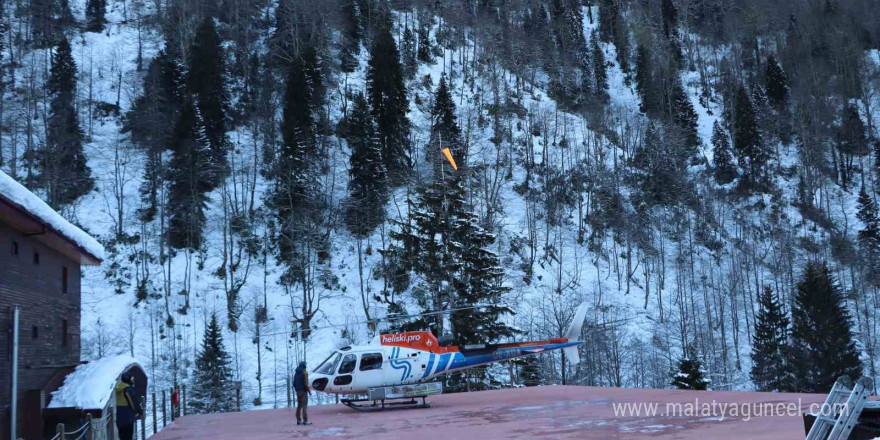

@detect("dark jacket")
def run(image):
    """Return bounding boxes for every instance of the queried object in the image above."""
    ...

[293,366,309,392]
[115,382,142,426]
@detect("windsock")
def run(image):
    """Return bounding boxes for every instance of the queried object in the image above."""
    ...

[441,147,458,171]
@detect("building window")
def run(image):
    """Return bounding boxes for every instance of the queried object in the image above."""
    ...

[62,266,69,294]
[33,252,40,265]
[32,326,39,339]
[62,320,69,348]
[11,241,19,256]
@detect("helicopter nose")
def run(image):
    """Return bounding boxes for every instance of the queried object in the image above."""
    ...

[310,373,329,391]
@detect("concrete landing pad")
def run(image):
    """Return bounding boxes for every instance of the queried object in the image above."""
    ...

[150,385,828,439]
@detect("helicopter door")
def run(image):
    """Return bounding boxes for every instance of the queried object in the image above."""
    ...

[333,354,357,391]
[357,352,385,389]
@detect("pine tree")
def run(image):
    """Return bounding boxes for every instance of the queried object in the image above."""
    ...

[39,37,94,208]
[401,25,418,79]
[672,81,699,149]
[591,31,608,102]
[837,104,869,188]
[661,0,679,39]
[340,0,361,73]
[671,346,710,390]
[733,85,767,183]
[30,0,59,46]
[750,287,792,391]
[635,44,656,114]
[345,93,387,238]
[631,122,687,206]
[856,187,880,286]
[367,24,411,184]
[789,262,863,393]
[764,55,788,108]
[417,24,432,63]
[428,76,464,172]
[190,314,234,414]
[166,100,212,250]
[125,50,184,222]
[85,0,108,33]
[271,54,322,265]
[187,17,228,188]
[711,121,737,184]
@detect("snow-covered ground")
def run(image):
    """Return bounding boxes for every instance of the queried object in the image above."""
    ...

[1,1,879,437]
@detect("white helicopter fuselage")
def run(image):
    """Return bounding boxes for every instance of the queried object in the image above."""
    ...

[308,323,586,396]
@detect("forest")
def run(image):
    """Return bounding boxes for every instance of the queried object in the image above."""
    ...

[0,0,879,414]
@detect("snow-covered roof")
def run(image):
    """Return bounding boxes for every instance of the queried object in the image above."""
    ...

[48,355,142,410]
[0,169,104,261]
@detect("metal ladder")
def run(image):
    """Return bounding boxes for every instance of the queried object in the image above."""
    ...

[806,376,874,440]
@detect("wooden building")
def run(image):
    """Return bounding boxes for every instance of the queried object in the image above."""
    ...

[0,170,104,440]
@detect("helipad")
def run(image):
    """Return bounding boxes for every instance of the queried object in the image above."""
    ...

[150,385,827,439]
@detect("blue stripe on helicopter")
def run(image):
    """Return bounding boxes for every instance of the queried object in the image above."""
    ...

[389,347,411,381]
[433,353,453,375]
[422,353,435,378]
[447,341,582,371]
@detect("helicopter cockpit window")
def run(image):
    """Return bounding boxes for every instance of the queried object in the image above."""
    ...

[338,354,357,375]
[359,353,383,371]
[315,352,342,375]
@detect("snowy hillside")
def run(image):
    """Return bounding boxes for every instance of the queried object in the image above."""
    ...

[1,0,879,430]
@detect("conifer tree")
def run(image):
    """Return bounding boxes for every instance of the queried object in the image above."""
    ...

[856,187,880,286]
[631,122,687,206]
[401,25,418,79]
[345,93,387,238]
[340,0,361,73]
[671,346,710,390]
[166,100,212,250]
[39,37,94,208]
[635,44,656,113]
[789,262,863,393]
[837,104,869,188]
[711,121,737,184]
[125,50,184,222]
[428,76,464,170]
[418,24,432,63]
[85,0,108,33]
[591,31,608,102]
[661,0,679,39]
[367,23,411,184]
[733,85,766,183]
[30,0,59,46]
[750,287,792,391]
[190,314,234,414]
[187,17,228,187]
[764,55,788,108]
[672,81,699,148]
[271,54,323,267]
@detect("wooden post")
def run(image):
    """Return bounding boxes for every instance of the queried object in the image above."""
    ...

[152,392,157,434]
[169,388,175,422]
[57,423,65,440]
[235,383,241,412]
[86,414,94,440]
[161,390,166,427]
[109,408,116,440]
[286,378,291,408]
[140,396,146,440]
[181,385,186,416]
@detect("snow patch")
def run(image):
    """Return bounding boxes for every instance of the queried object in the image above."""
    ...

[0,169,105,260]
[48,355,140,410]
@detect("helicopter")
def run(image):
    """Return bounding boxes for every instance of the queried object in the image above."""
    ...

[308,303,589,411]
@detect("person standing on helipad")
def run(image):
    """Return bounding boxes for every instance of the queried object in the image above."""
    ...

[293,361,312,425]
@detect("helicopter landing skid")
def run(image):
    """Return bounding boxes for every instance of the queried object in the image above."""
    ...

[341,396,431,412]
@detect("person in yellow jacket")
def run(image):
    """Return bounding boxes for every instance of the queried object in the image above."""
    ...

[115,373,142,440]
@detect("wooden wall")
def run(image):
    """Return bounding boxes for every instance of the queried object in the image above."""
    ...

[0,222,83,440]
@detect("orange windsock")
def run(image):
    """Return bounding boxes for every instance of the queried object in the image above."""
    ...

[441,148,458,171]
